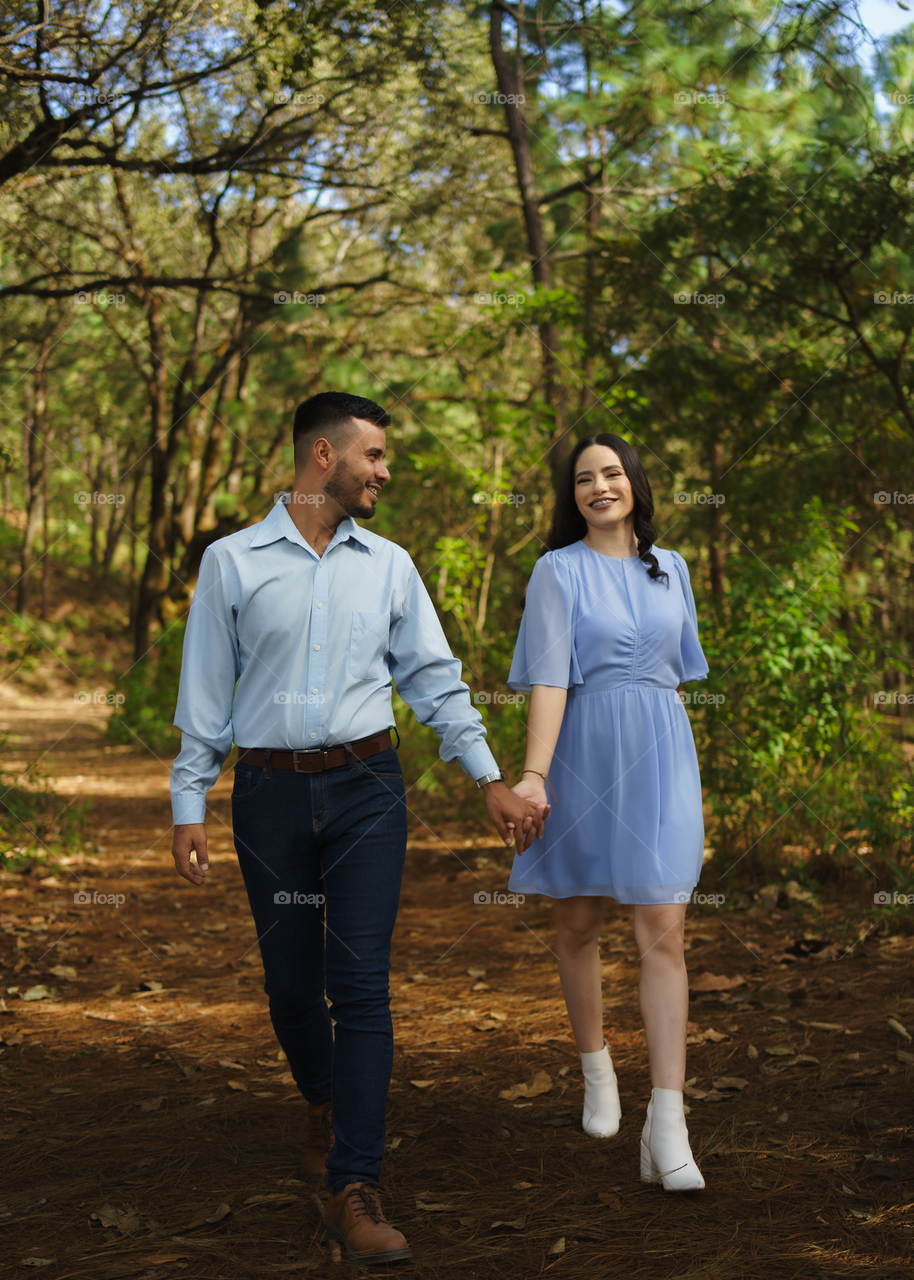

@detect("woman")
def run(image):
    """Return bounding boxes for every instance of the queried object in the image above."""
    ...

[508,433,708,1192]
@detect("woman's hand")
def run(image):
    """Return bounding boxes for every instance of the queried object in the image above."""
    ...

[511,777,550,853]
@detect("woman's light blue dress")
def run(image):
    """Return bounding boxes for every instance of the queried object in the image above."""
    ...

[506,542,708,905]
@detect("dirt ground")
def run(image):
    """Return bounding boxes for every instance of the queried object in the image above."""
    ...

[1,686,913,1279]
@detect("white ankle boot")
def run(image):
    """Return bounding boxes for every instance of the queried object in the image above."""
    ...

[579,1042,621,1138]
[640,1087,705,1191]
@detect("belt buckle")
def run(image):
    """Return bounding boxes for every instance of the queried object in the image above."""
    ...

[293,748,325,772]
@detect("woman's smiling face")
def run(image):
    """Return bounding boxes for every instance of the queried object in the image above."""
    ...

[574,444,635,534]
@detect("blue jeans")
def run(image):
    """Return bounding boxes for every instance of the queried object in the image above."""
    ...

[231,744,407,1193]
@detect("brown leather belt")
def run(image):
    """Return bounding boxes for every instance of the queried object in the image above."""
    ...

[236,730,392,773]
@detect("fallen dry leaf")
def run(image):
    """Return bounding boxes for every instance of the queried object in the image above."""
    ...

[490,1214,526,1231]
[21,986,53,1002]
[598,1193,622,1210]
[91,1204,140,1234]
[18,1261,53,1269]
[746,1044,759,1059]
[47,965,77,981]
[897,1050,914,1066]
[763,1045,797,1056]
[206,1203,232,1223]
[514,1181,533,1190]
[689,972,746,992]
[887,1017,911,1043]
[139,1096,165,1111]
[227,1080,248,1091]
[467,968,486,978]
[410,1080,435,1089]
[712,1076,749,1091]
[416,1200,454,1211]
[218,1059,247,1071]
[474,1020,501,1032]
[807,1021,843,1032]
[138,980,164,992]
[548,1237,566,1255]
[500,1070,553,1101]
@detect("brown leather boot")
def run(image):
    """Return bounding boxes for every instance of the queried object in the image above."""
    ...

[322,1181,411,1265]
[300,1100,334,1179]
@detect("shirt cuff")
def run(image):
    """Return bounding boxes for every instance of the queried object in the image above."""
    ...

[171,792,207,826]
[457,743,500,783]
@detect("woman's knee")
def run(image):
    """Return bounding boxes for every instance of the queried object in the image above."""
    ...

[633,907,685,961]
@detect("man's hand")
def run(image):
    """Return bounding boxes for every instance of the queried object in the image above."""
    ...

[172,823,209,885]
[482,780,549,856]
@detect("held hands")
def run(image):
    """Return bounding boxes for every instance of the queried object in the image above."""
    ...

[510,777,550,856]
[482,778,550,856]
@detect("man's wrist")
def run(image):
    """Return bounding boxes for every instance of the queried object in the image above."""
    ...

[475,769,507,788]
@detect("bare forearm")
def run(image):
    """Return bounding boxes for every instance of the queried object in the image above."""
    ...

[522,685,567,777]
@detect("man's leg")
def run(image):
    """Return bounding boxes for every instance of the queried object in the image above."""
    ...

[231,763,333,1106]
[318,747,407,1193]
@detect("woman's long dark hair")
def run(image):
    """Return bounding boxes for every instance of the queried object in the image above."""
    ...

[546,433,668,583]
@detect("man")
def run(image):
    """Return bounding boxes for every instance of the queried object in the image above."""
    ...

[170,391,545,1266]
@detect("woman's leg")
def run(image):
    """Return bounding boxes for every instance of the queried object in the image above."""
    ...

[632,903,689,1088]
[633,902,703,1190]
[555,895,605,1052]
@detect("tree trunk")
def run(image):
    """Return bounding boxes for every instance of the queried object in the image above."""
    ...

[17,333,53,616]
[489,1,570,487]
[133,296,172,660]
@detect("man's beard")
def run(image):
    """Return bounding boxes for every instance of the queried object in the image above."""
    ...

[324,457,377,519]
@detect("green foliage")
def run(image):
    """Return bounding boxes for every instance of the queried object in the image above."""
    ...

[0,760,91,870]
[691,504,912,876]
[107,625,185,756]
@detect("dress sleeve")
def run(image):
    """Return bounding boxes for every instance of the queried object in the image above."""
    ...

[670,550,709,683]
[507,553,585,692]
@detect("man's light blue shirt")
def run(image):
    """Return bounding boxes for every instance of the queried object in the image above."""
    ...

[170,497,498,824]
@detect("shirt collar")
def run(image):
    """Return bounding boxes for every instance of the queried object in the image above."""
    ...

[248,496,376,555]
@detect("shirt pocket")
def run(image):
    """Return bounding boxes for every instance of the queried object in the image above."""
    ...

[349,611,390,681]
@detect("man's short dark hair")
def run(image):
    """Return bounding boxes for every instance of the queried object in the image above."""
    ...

[293,392,390,467]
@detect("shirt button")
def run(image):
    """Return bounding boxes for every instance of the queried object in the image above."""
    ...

[310,732,317,739]
[314,644,320,651]
[317,602,323,608]
[312,688,318,694]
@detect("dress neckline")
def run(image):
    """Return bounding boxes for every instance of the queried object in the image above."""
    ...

[579,540,641,562]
